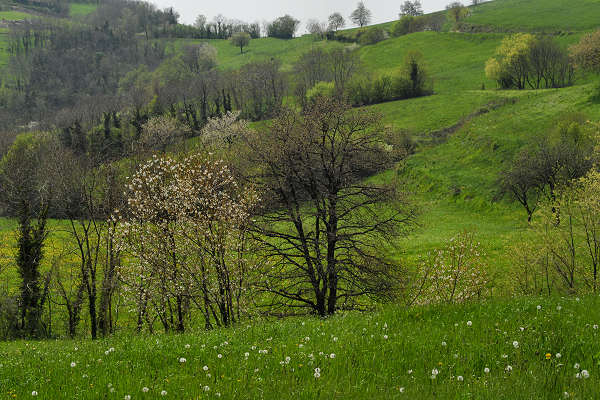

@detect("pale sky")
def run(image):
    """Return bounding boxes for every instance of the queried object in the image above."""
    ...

[149,0,462,31]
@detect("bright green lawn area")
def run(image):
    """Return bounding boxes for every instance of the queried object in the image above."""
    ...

[0,28,9,67]
[465,0,600,31]
[69,2,97,17]
[1,295,599,399]
[0,11,32,21]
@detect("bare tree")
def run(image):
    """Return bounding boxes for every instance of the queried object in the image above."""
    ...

[350,1,372,27]
[246,97,414,316]
[328,12,346,32]
[307,19,327,40]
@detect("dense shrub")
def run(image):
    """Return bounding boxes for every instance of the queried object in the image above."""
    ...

[267,15,300,39]
[346,50,432,106]
[392,14,445,37]
[358,27,386,45]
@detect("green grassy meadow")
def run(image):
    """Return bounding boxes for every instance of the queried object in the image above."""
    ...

[465,0,600,32]
[69,3,97,17]
[2,296,600,399]
[2,0,600,398]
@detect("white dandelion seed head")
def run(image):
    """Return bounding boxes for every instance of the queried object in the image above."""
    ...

[484,367,490,374]
[556,353,562,358]
[505,365,513,372]
[203,386,210,392]
[457,375,463,381]
[31,391,38,397]
[314,372,321,378]
[467,321,472,326]
[203,365,209,371]
[537,305,541,310]
[574,363,580,369]
[512,341,519,348]
[70,362,76,368]
[179,357,186,363]
[185,344,191,349]
[441,341,447,347]
[217,354,223,359]
[143,387,149,393]
[330,353,336,359]
[124,395,131,400]
[582,370,590,379]
[161,390,167,396]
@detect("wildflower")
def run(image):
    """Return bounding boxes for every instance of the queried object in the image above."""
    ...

[399,387,405,393]
[432,368,439,376]
[244,352,250,358]
[330,353,336,359]
[512,341,519,349]
[502,354,508,359]
[556,353,562,358]
[70,362,77,368]
[161,390,167,396]
[505,365,513,372]
[304,337,310,341]
[31,391,38,397]
[333,337,338,342]
[457,376,464,381]
[203,365,209,371]
[285,356,291,363]
[124,396,131,400]
[574,363,580,369]
[185,344,191,349]
[314,371,321,378]
[383,335,388,340]
[484,367,490,374]
[576,373,582,379]
[217,354,223,359]
[581,370,590,379]
[537,305,541,310]
[564,392,569,398]
[407,369,413,374]
[441,341,447,347]
[315,368,321,373]
[143,387,150,393]
[179,357,186,363]
[467,321,472,326]
[203,386,210,392]
[595,325,599,330]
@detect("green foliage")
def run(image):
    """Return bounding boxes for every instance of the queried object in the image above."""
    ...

[305,81,335,104]
[230,32,251,54]
[486,34,573,89]
[267,15,300,39]
[358,27,386,45]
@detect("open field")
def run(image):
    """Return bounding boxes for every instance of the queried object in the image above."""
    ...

[1,295,600,399]
[465,0,600,32]
[69,2,98,17]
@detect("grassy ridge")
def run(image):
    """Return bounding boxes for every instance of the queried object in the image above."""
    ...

[465,0,600,32]
[1,296,599,399]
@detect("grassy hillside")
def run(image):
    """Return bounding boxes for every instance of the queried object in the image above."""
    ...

[69,2,97,17]
[1,295,599,399]
[466,0,600,32]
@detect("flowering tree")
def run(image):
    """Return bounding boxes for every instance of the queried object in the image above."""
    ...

[201,111,249,147]
[412,232,488,305]
[114,154,258,332]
